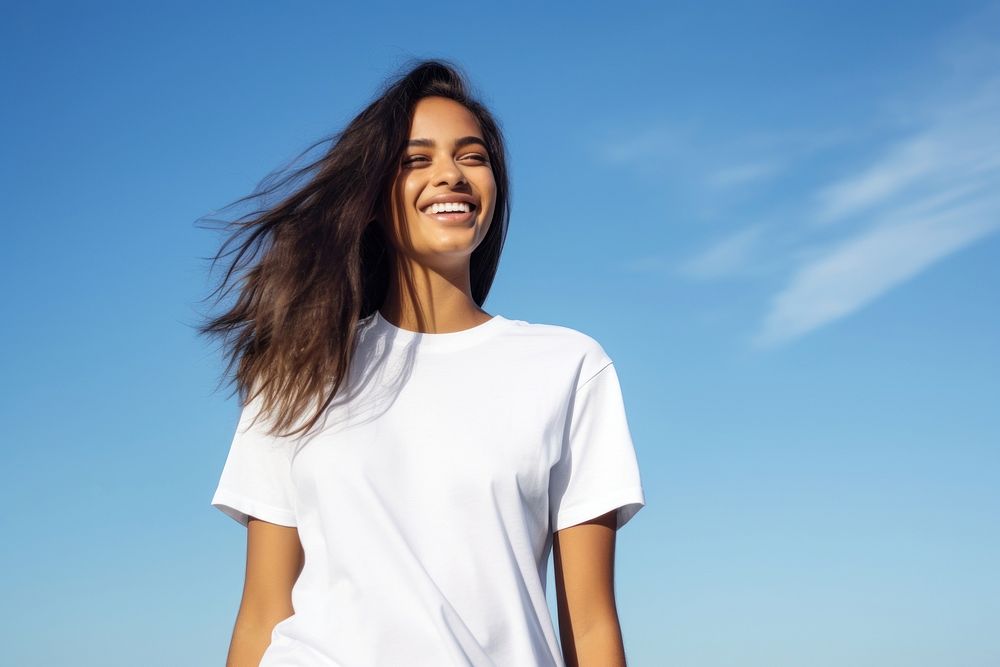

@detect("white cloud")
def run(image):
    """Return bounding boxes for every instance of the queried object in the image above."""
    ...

[752,195,1000,347]
[753,74,1000,346]
[707,161,780,188]
[676,225,767,280]
[594,125,682,164]
[621,254,673,273]
[601,9,1000,349]
[814,134,940,224]
[815,78,1000,226]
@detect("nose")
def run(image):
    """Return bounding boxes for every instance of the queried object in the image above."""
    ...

[432,158,467,187]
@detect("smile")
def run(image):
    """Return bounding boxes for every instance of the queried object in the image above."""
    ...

[421,207,476,224]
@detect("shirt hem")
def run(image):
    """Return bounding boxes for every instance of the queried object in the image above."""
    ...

[211,487,298,528]
[553,485,646,532]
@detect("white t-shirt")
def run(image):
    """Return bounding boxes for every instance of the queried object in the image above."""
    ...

[211,310,646,666]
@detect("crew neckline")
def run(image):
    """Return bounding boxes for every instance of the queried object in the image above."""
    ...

[368,309,509,352]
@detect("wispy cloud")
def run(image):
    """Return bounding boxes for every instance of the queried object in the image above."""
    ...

[752,73,1000,347]
[675,224,767,280]
[600,8,1000,348]
[594,125,684,165]
[629,16,1000,348]
[707,161,781,189]
[753,193,1000,347]
[813,135,941,224]
[621,254,673,273]
[814,79,1000,226]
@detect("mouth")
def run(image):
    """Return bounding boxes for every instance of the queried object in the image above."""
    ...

[419,202,477,225]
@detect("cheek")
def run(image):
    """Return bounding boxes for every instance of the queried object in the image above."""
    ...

[480,174,498,212]
[400,177,422,211]
[471,171,495,202]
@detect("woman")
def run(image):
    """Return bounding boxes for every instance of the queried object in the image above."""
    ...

[201,58,646,666]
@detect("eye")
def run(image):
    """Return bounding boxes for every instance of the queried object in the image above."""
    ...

[402,154,489,166]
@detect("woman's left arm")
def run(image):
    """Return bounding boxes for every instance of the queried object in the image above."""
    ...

[553,509,628,667]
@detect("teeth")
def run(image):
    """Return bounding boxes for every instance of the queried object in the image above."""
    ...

[423,201,472,214]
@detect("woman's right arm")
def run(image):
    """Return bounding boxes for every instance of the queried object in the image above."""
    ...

[225,517,304,667]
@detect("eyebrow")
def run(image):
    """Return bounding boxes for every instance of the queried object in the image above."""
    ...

[406,136,488,150]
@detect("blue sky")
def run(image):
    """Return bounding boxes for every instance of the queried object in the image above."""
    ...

[2,2,998,665]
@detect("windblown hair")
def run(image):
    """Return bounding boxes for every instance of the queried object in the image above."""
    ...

[194,58,511,438]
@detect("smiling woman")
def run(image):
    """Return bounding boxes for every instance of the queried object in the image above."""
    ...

[196,57,646,667]
[381,96,498,275]
[406,134,487,225]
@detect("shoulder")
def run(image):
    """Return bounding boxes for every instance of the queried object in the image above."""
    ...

[499,316,614,390]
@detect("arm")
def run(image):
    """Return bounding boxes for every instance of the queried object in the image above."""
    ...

[553,509,628,667]
[225,517,304,667]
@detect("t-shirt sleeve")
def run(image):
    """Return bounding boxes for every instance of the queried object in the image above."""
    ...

[210,394,298,528]
[549,356,647,533]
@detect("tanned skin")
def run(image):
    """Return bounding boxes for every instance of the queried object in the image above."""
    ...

[554,509,628,667]
[224,518,303,666]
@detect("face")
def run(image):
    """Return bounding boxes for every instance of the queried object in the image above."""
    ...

[381,96,497,270]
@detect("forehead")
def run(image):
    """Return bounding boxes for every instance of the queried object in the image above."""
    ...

[408,96,482,139]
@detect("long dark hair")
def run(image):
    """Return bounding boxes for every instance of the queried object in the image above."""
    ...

[193,58,511,438]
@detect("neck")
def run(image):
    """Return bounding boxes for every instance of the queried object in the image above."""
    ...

[379,257,490,334]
